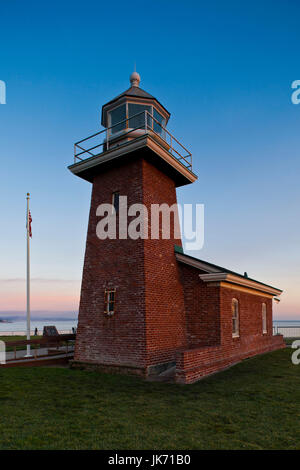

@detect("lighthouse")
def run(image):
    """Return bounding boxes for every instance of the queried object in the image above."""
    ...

[69,73,284,383]
[69,72,197,377]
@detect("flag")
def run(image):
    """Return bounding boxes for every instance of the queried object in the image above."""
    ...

[27,210,32,238]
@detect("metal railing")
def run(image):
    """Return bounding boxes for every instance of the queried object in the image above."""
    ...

[0,329,75,336]
[2,334,76,363]
[273,325,300,338]
[74,110,192,171]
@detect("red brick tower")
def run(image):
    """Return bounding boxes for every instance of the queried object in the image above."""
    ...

[69,72,197,377]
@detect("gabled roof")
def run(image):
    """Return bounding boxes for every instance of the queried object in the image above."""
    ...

[174,245,282,296]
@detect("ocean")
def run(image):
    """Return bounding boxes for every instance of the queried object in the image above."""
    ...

[0,319,78,335]
[1,319,299,337]
[273,320,300,326]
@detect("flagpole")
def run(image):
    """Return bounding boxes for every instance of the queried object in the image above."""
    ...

[25,193,32,357]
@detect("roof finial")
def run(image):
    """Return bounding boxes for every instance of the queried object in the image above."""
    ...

[130,68,140,87]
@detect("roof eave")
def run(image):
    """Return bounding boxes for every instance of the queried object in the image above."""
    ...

[175,249,282,295]
[68,133,197,187]
[199,273,282,297]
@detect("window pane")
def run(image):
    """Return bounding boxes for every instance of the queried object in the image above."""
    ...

[128,104,151,129]
[232,300,239,335]
[262,304,267,332]
[153,108,165,135]
[112,192,119,213]
[110,105,126,134]
[105,290,115,314]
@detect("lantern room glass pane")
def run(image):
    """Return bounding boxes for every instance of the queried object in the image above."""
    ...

[153,108,165,135]
[128,103,151,129]
[110,105,126,134]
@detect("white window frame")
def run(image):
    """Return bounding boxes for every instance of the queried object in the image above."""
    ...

[104,288,116,316]
[232,298,239,338]
[262,303,267,334]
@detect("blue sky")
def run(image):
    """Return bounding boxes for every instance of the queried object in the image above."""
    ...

[0,0,299,318]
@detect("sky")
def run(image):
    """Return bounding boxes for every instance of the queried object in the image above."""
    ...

[0,0,299,320]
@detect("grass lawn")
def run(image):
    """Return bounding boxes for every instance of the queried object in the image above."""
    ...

[0,347,299,450]
[284,337,300,346]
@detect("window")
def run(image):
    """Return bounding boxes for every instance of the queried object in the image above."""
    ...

[128,103,151,129]
[112,192,120,213]
[262,303,267,334]
[153,108,165,136]
[108,103,166,138]
[104,289,116,316]
[110,105,126,134]
[232,299,239,337]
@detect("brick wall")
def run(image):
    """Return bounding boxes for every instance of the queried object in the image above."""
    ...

[143,160,186,366]
[219,286,275,347]
[74,149,284,382]
[74,155,186,372]
[74,157,147,369]
[175,334,285,384]
[175,268,285,383]
[178,264,221,348]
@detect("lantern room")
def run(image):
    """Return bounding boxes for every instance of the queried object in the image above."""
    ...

[70,71,196,187]
[101,72,170,148]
